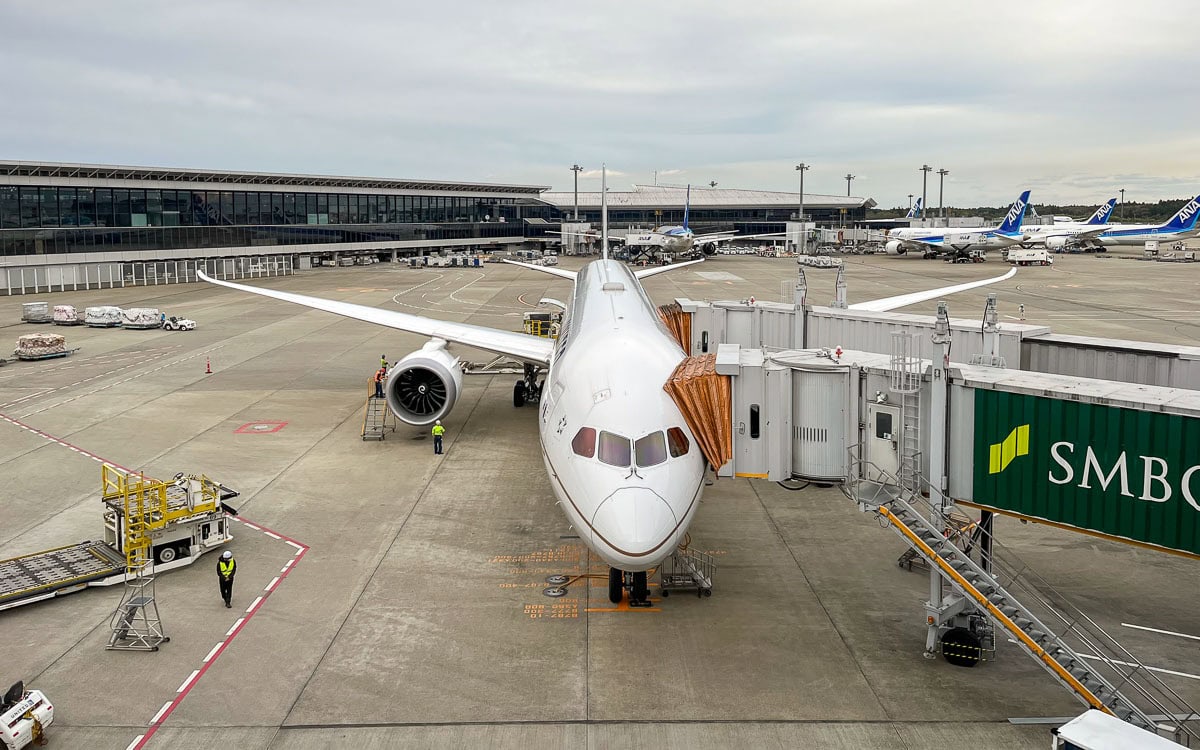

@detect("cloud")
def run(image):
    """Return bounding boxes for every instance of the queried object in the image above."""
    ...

[0,0,1196,206]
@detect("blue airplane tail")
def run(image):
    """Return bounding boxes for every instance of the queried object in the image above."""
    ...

[1086,198,1117,225]
[683,185,690,230]
[905,197,923,219]
[998,190,1032,234]
[1161,194,1200,232]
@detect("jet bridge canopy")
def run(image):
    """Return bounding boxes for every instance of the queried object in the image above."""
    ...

[663,354,732,471]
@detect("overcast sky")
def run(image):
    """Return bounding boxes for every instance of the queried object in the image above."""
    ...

[3,1,1197,208]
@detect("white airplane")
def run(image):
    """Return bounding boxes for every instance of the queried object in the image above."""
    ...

[1082,194,1200,250]
[1018,198,1115,250]
[557,185,782,259]
[199,168,1016,606]
[885,190,1032,258]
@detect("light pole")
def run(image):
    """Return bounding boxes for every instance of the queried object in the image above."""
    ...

[570,164,583,221]
[937,168,949,224]
[908,193,913,213]
[1119,188,1125,221]
[920,164,932,225]
[709,181,718,188]
[795,163,810,255]
[845,173,855,197]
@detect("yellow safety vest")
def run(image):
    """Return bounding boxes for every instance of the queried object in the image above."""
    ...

[432,425,445,437]
[219,560,235,578]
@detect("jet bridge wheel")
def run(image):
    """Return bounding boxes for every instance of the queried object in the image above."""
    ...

[513,380,526,407]
[608,567,623,603]
[941,626,983,668]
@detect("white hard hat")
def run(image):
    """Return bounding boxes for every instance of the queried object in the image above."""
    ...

[221,550,232,559]
[435,420,441,425]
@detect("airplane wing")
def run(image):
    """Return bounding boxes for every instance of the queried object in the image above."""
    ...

[500,259,578,280]
[549,230,627,243]
[849,268,1016,312]
[196,271,555,365]
[633,257,706,279]
[693,231,786,245]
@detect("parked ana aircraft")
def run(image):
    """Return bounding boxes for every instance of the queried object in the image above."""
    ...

[904,197,924,220]
[885,190,1031,258]
[557,185,782,259]
[1019,198,1116,250]
[1080,194,1200,250]
[198,169,1016,606]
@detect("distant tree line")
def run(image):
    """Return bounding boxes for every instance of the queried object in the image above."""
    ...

[868,197,1194,223]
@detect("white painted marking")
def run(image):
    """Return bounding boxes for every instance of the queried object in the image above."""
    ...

[241,522,261,531]
[204,643,222,663]
[264,531,281,540]
[281,560,294,571]
[176,669,199,693]
[1076,653,1200,681]
[286,540,303,551]
[126,735,144,750]
[695,271,744,281]
[150,701,172,725]
[226,618,244,636]
[247,595,263,612]
[265,576,280,591]
[1122,623,1200,642]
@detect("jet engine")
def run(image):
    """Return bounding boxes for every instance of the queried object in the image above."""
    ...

[885,240,907,255]
[1044,236,1068,251]
[701,244,718,256]
[385,339,462,426]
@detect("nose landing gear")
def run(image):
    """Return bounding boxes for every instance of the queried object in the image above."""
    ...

[609,567,652,607]
[513,363,542,408]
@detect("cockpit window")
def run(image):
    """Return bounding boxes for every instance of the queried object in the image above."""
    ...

[597,431,631,467]
[667,427,690,458]
[635,432,667,467]
[571,427,596,458]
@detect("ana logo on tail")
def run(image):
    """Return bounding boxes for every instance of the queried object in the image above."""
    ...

[1171,196,1200,229]
[999,190,1032,233]
[905,197,924,219]
[1088,198,1116,225]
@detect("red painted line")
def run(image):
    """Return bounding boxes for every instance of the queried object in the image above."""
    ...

[0,411,135,473]
[132,516,308,749]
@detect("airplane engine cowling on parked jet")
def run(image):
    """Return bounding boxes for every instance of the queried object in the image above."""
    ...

[702,244,718,256]
[885,240,907,255]
[1044,236,1068,251]
[385,339,462,426]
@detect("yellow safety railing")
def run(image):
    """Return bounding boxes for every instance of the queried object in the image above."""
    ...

[102,465,220,568]
[523,319,559,338]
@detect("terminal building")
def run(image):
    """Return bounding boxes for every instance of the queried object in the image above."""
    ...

[540,184,874,237]
[0,161,876,295]
[0,160,551,295]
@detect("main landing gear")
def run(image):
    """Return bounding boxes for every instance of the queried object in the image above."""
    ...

[609,567,652,607]
[513,363,542,408]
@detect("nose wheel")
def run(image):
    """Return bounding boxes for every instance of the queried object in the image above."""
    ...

[609,567,652,607]
[513,364,542,408]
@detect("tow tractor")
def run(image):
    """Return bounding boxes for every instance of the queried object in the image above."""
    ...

[0,681,53,750]
[0,468,239,611]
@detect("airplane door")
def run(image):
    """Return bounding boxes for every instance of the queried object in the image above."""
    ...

[865,404,900,481]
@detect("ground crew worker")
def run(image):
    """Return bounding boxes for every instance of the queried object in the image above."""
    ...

[432,419,445,454]
[374,367,385,399]
[380,354,388,372]
[217,550,236,608]
[1018,303,1026,321]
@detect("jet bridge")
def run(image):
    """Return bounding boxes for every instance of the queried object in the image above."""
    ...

[683,300,1200,741]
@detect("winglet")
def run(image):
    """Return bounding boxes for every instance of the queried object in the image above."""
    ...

[997,190,1032,234]
[1085,198,1117,225]
[848,267,1017,313]
[501,259,577,280]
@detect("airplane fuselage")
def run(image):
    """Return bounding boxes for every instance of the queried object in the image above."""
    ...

[537,259,705,571]
[626,227,694,256]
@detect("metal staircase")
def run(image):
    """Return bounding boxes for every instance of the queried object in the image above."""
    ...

[890,332,922,496]
[104,468,169,652]
[844,455,1200,742]
[361,388,394,441]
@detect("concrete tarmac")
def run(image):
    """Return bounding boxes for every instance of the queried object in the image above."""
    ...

[1,251,1198,749]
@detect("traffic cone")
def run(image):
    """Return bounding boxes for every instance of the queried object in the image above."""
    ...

[206,357,212,374]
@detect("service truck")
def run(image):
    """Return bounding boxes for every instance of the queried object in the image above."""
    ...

[1007,247,1053,266]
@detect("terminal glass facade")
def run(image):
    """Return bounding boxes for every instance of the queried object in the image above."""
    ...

[0,184,542,256]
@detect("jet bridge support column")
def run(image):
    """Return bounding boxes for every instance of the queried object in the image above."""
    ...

[792,267,808,349]
[924,301,952,658]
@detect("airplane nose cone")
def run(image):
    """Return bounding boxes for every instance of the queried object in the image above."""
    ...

[591,488,677,557]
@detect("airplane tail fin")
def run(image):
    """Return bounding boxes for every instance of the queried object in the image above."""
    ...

[683,184,690,230]
[1085,198,1117,225]
[905,197,923,219]
[997,190,1032,234]
[1160,194,1200,232]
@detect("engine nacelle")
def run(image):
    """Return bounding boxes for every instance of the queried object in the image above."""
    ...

[1044,236,1068,251]
[385,339,463,426]
[885,240,907,255]
[701,244,718,256]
